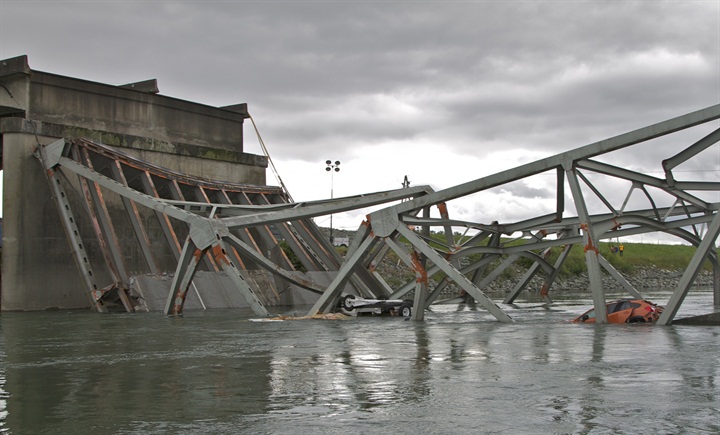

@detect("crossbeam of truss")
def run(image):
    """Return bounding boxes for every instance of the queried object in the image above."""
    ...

[37,137,432,315]
[308,105,720,324]
[36,104,720,324]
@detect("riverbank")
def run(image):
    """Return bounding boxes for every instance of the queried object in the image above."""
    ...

[484,267,715,294]
[375,259,715,297]
[325,230,717,296]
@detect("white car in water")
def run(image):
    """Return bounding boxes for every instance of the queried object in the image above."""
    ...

[338,294,413,317]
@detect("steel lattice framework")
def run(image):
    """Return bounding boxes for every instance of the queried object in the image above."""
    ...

[36,137,432,314]
[37,104,720,324]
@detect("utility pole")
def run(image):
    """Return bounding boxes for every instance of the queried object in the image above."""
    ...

[325,160,340,244]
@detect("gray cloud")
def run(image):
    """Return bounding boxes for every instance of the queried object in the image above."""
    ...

[1,0,717,232]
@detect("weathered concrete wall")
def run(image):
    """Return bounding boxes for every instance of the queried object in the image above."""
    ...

[0,55,271,311]
[3,57,248,152]
[0,131,91,310]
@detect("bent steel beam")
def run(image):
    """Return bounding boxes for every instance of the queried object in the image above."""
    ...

[35,104,720,323]
[308,233,379,316]
[658,210,720,325]
[396,225,514,322]
[388,105,720,217]
[165,235,205,315]
[357,104,719,322]
[37,137,432,315]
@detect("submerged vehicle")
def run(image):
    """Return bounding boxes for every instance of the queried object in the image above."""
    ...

[572,299,663,324]
[338,295,413,317]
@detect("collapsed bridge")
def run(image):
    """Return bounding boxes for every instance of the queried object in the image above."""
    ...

[2,56,719,324]
[36,137,431,314]
[34,104,720,325]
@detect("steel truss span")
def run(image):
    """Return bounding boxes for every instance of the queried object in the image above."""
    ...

[36,105,720,324]
[35,137,432,316]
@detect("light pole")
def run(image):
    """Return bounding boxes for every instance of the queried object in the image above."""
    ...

[325,159,340,244]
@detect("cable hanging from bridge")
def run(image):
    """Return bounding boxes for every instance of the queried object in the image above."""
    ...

[248,114,295,202]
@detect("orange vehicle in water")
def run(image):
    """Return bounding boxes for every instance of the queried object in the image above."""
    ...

[572,299,663,324]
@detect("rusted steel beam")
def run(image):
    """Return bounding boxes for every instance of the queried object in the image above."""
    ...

[166,180,218,273]
[37,105,719,322]
[40,159,107,312]
[216,190,250,270]
[223,232,325,294]
[658,210,720,325]
[110,160,161,275]
[75,146,128,283]
[139,171,183,259]
[164,235,204,315]
[76,138,283,196]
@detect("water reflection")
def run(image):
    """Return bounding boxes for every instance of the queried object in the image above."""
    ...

[0,330,7,435]
[265,320,436,414]
[0,291,718,434]
[1,310,275,433]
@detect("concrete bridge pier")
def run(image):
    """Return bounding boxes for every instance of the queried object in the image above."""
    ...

[0,55,272,311]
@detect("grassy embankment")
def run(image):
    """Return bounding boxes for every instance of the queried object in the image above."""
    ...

[540,241,717,277]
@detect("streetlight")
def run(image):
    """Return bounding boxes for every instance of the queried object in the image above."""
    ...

[325,160,340,244]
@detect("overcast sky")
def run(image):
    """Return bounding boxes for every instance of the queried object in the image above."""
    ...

[1,0,719,241]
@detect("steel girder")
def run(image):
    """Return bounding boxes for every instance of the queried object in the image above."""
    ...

[35,105,719,324]
[36,137,433,315]
[308,104,720,324]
